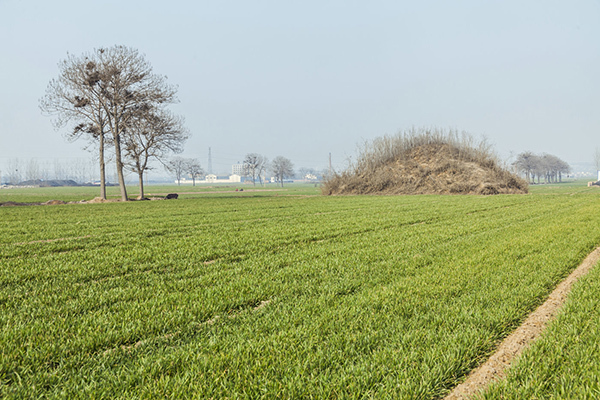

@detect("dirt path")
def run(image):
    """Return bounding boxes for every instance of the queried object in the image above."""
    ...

[444,247,600,399]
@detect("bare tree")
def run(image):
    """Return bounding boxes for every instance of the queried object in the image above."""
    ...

[165,157,187,185]
[513,152,538,183]
[271,156,294,187]
[41,46,178,201]
[7,159,22,185]
[243,153,268,186]
[185,158,203,186]
[39,161,51,181]
[25,159,40,182]
[53,159,65,181]
[40,54,110,198]
[123,109,188,198]
[514,151,570,184]
[542,154,570,183]
[557,158,571,182]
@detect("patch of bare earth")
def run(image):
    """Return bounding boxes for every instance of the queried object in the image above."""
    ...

[444,247,600,400]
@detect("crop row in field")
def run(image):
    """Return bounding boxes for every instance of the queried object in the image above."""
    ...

[481,254,600,399]
[1,188,600,398]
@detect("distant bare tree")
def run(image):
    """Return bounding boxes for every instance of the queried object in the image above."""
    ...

[25,159,40,182]
[513,152,538,183]
[41,46,179,201]
[39,161,51,181]
[243,153,268,186]
[271,156,294,187]
[71,159,89,184]
[123,109,188,198]
[7,159,22,185]
[556,158,571,182]
[165,157,187,185]
[185,159,203,186]
[53,160,65,180]
[540,154,568,183]
[514,152,570,184]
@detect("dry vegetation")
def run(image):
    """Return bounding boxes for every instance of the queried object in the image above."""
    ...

[323,128,528,195]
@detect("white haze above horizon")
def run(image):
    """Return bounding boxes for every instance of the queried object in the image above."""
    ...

[1,0,599,180]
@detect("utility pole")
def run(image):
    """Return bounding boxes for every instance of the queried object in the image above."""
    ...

[328,152,332,176]
[208,147,213,175]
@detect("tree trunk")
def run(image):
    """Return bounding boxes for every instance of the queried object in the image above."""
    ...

[138,170,145,199]
[113,134,129,201]
[99,133,107,200]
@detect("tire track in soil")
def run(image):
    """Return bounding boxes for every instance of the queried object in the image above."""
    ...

[444,247,600,400]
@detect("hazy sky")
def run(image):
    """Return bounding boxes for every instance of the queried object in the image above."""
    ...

[1,0,599,177]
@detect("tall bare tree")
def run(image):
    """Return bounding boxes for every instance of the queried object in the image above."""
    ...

[271,156,294,187]
[243,153,268,186]
[123,109,188,198]
[41,46,178,201]
[40,55,110,198]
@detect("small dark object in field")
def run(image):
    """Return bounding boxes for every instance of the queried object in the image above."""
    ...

[165,193,179,199]
[239,188,244,191]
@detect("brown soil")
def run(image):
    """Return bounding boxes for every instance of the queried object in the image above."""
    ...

[444,247,600,399]
[325,143,528,195]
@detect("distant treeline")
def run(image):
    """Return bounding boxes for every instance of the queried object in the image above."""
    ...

[1,158,108,185]
[512,152,570,184]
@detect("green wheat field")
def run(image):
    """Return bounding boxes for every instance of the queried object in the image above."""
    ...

[1,182,599,399]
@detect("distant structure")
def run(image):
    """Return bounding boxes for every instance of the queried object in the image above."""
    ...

[232,162,244,176]
[207,147,213,175]
[204,174,242,183]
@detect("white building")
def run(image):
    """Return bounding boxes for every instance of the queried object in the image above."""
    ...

[205,174,218,183]
[232,163,244,176]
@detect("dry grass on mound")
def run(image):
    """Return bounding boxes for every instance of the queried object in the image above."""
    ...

[323,129,528,196]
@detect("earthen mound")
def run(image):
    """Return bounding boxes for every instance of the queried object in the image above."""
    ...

[323,129,528,195]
